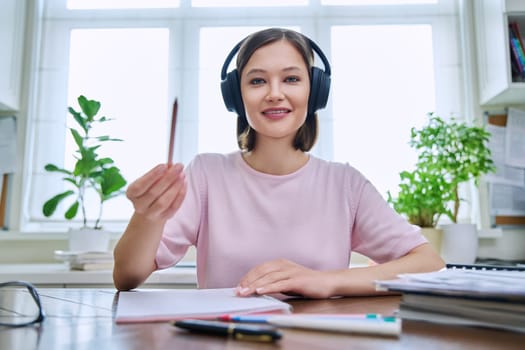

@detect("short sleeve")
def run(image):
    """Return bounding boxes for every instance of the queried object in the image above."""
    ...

[349,171,427,263]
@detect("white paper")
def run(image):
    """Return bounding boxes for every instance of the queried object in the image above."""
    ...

[115,288,292,323]
[485,124,525,187]
[489,183,525,216]
[505,108,525,168]
[0,116,17,174]
[376,269,525,297]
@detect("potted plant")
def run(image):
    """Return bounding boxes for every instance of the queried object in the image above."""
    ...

[387,166,455,228]
[388,112,495,262]
[42,95,127,251]
[409,112,496,224]
[387,165,455,253]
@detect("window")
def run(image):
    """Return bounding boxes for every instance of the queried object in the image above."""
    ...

[331,25,435,196]
[67,0,180,9]
[15,0,461,232]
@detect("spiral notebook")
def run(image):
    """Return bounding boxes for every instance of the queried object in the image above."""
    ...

[115,288,292,324]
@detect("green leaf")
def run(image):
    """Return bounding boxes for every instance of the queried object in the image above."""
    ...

[68,107,87,133]
[42,190,75,217]
[78,95,101,120]
[70,128,84,149]
[65,201,79,219]
[100,167,127,198]
[44,164,73,175]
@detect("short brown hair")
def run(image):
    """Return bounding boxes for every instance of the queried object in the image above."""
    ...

[235,28,319,152]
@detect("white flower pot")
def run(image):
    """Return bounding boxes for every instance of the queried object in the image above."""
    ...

[420,227,443,256]
[440,223,478,264]
[68,227,110,252]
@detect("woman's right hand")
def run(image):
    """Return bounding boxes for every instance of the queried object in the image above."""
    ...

[126,163,187,222]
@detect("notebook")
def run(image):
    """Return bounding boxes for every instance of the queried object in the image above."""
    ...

[115,288,292,324]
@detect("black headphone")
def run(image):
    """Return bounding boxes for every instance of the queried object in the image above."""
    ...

[220,34,331,119]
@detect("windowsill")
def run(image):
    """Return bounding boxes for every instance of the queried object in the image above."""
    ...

[0,230,121,241]
[0,263,197,288]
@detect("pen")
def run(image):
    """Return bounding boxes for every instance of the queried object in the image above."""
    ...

[173,319,282,342]
[167,98,178,166]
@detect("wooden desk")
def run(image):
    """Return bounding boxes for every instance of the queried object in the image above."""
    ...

[0,289,523,350]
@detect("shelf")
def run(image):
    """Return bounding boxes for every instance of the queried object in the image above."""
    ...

[474,0,525,106]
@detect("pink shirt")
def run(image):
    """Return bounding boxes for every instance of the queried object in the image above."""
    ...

[156,152,426,288]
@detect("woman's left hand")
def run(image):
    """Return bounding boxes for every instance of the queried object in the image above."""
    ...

[235,259,335,299]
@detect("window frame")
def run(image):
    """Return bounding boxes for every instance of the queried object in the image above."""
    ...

[8,0,462,234]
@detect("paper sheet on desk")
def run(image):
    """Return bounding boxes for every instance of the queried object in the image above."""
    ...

[376,269,525,299]
[115,288,292,324]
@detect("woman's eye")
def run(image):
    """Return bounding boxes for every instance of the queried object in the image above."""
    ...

[285,76,300,83]
[250,78,265,85]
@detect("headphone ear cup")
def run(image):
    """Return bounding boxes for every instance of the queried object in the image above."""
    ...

[308,66,331,114]
[221,69,244,116]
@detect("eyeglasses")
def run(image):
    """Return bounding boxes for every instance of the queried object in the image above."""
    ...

[0,281,45,327]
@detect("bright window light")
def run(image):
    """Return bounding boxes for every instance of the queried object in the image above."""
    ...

[331,25,435,198]
[67,0,180,10]
[192,0,307,7]
[322,0,437,5]
[67,28,169,219]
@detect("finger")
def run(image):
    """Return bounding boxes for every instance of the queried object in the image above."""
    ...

[254,279,295,296]
[144,171,186,217]
[238,262,278,289]
[239,270,290,296]
[127,163,183,199]
[237,261,288,296]
[159,175,188,219]
[131,166,184,213]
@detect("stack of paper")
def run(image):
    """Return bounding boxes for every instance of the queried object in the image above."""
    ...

[375,269,525,333]
[115,288,292,324]
[54,250,114,271]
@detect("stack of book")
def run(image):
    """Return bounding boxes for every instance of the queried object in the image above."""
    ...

[509,21,525,81]
[375,267,525,334]
[54,250,114,271]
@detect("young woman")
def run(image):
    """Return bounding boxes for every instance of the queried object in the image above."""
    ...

[113,28,444,297]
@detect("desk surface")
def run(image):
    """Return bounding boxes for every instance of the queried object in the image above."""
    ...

[1,289,524,350]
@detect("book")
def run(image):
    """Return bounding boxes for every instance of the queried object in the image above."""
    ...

[398,292,525,333]
[69,261,114,271]
[375,269,525,333]
[54,250,114,270]
[115,288,292,324]
[509,22,525,78]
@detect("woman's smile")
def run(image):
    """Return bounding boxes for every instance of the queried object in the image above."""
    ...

[262,107,292,120]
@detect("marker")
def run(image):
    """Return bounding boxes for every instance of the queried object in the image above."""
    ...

[219,313,392,323]
[173,319,282,342]
[265,316,401,337]
[167,98,178,166]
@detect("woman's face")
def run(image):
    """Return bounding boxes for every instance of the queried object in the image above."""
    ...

[240,39,310,146]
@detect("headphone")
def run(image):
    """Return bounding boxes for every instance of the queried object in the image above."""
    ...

[220,34,331,119]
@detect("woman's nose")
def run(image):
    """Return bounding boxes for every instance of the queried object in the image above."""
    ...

[265,82,284,102]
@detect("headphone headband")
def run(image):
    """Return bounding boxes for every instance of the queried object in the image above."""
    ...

[220,37,331,81]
